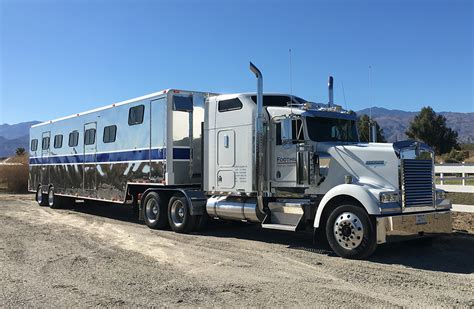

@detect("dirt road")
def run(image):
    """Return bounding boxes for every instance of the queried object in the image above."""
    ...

[1,194,473,307]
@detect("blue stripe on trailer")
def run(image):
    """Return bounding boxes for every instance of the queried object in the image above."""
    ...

[29,148,190,165]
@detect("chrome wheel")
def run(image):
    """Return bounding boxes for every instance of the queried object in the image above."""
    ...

[36,187,43,204]
[170,199,185,227]
[334,212,364,250]
[145,198,159,224]
[48,187,54,206]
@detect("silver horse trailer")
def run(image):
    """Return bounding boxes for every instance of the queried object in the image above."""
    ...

[29,63,452,259]
[29,89,214,204]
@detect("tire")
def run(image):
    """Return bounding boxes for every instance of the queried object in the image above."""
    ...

[36,186,47,206]
[326,204,377,259]
[168,195,197,233]
[47,186,63,209]
[143,192,168,229]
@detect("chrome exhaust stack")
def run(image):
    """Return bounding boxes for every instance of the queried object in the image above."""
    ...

[249,62,265,211]
[328,76,334,107]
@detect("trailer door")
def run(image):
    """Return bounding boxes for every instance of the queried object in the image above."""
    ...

[171,95,193,184]
[150,97,167,181]
[41,131,51,187]
[83,122,97,196]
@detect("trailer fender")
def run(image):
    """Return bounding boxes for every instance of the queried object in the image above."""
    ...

[313,184,380,228]
[140,188,207,217]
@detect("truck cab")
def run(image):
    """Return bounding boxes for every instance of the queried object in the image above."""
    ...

[203,65,452,259]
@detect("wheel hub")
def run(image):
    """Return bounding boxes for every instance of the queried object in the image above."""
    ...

[334,212,364,250]
[146,199,158,223]
[171,200,185,227]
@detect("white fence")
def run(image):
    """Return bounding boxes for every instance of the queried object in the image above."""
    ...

[435,163,473,213]
[435,163,474,193]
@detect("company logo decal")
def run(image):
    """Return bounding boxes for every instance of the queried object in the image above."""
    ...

[277,157,296,165]
[365,160,385,166]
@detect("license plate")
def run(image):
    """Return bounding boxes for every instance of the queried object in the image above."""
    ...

[416,214,427,225]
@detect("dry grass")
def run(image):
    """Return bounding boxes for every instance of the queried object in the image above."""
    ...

[447,192,474,205]
[0,155,29,193]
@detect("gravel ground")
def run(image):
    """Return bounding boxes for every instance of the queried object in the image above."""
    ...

[0,193,473,307]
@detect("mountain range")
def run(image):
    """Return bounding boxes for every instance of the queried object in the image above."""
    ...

[0,121,41,158]
[356,107,474,143]
[0,107,472,157]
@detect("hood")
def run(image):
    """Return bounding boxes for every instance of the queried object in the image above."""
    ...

[317,142,400,191]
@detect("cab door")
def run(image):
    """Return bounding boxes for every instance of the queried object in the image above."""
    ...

[271,118,303,188]
[83,122,97,195]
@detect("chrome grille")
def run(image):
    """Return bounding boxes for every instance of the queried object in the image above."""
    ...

[401,159,434,208]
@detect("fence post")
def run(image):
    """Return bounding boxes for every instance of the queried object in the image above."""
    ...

[462,162,466,186]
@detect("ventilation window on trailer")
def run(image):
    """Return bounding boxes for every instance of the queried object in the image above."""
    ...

[54,135,63,148]
[128,105,145,125]
[42,137,50,150]
[103,125,117,143]
[84,129,96,145]
[68,131,79,147]
[31,139,38,151]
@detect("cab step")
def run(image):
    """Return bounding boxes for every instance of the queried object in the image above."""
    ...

[261,201,307,232]
[261,223,299,231]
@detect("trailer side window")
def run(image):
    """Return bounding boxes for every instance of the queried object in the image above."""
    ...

[218,98,242,112]
[42,137,50,150]
[128,105,145,125]
[31,139,38,151]
[103,125,117,143]
[68,131,79,147]
[54,135,63,148]
[84,129,96,145]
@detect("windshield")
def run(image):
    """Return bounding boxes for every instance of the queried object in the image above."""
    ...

[306,116,359,142]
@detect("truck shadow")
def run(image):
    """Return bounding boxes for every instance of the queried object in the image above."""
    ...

[66,200,142,224]
[64,201,473,275]
[367,234,474,274]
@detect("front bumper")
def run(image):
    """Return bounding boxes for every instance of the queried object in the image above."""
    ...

[376,211,452,244]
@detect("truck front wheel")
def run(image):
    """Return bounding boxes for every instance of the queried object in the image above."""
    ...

[326,204,377,259]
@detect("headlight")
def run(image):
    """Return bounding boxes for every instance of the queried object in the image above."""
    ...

[380,192,400,203]
[436,190,447,200]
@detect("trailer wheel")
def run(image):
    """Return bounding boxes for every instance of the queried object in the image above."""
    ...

[168,195,197,233]
[36,186,47,206]
[143,192,168,229]
[326,204,377,259]
[47,186,63,209]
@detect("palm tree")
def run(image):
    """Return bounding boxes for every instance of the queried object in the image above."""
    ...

[15,147,26,156]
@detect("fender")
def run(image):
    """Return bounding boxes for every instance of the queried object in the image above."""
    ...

[313,183,381,228]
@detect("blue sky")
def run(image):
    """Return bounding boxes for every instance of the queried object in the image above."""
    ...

[1,0,472,124]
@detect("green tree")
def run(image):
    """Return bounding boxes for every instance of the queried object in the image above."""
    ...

[357,114,387,143]
[15,147,26,156]
[405,106,458,155]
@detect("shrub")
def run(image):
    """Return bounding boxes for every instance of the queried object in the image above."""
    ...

[0,155,29,193]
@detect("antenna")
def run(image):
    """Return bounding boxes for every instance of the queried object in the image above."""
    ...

[341,80,348,110]
[368,65,372,142]
[289,48,294,115]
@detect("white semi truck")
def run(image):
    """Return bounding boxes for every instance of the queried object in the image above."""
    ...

[29,63,452,259]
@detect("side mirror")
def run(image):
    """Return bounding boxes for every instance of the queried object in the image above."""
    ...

[281,118,292,145]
